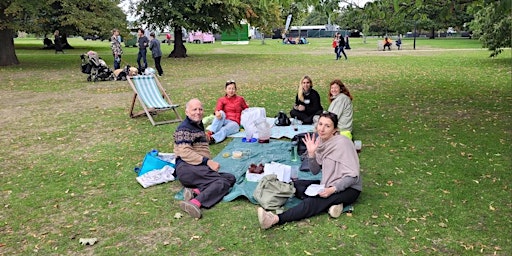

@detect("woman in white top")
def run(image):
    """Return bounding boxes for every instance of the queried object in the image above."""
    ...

[327,79,353,139]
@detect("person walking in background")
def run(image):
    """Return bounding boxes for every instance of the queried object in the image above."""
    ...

[383,37,393,51]
[334,32,347,60]
[345,34,351,50]
[206,80,249,144]
[54,30,64,54]
[136,28,149,74]
[327,79,353,139]
[174,98,236,219]
[111,28,123,70]
[257,112,362,229]
[149,32,163,76]
[290,75,323,124]
[166,32,172,46]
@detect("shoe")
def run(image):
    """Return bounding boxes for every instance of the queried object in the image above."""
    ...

[183,187,194,201]
[180,201,202,219]
[257,207,276,229]
[328,203,343,218]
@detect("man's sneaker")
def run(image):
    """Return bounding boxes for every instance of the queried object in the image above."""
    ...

[328,203,343,218]
[183,187,194,201]
[257,207,276,229]
[180,201,202,219]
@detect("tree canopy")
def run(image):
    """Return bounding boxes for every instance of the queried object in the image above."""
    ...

[0,0,127,66]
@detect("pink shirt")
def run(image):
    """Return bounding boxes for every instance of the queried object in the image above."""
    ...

[215,95,249,125]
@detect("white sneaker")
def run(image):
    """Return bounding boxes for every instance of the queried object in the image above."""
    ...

[328,203,343,218]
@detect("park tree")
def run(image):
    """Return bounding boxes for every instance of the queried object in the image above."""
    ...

[469,0,511,57]
[0,0,127,66]
[132,0,303,57]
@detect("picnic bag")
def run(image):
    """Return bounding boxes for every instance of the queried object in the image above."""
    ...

[275,111,291,126]
[136,149,175,176]
[253,174,296,210]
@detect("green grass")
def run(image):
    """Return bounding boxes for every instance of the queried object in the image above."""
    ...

[1,37,511,255]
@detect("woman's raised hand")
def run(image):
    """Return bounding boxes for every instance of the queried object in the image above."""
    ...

[302,133,319,157]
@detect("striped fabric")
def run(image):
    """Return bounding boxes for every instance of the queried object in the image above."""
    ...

[132,75,172,109]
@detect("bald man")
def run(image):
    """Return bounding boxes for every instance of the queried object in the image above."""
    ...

[173,98,236,219]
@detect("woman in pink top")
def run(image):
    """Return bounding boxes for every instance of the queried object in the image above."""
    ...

[206,80,249,144]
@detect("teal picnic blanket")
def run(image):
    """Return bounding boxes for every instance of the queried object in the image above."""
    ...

[175,139,354,212]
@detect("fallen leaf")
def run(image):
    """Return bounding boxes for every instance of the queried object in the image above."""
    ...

[438,222,448,228]
[79,238,97,246]
[304,250,312,255]
[174,212,183,219]
[489,204,495,211]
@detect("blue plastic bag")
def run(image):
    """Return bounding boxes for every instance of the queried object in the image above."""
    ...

[135,150,175,176]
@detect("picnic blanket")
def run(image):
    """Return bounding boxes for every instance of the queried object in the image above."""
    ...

[229,117,315,139]
[175,139,354,212]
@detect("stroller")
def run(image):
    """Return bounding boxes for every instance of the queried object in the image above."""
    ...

[80,51,114,82]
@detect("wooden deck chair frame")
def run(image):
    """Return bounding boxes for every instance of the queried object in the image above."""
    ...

[127,74,182,126]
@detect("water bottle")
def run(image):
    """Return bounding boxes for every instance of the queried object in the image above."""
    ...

[150,149,158,156]
[291,141,298,162]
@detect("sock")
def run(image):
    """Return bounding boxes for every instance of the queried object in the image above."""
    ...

[192,188,201,195]
[190,198,201,208]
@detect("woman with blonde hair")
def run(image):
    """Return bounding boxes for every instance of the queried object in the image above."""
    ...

[289,75,323,124]
[327,79,353,139]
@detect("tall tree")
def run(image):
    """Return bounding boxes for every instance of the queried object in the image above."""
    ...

[132,0,302,57]
[469,0,511,57]
[0,0,127,66]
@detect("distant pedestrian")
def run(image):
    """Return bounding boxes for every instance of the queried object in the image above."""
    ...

[54,30,64,54]
[166,33,171,45]
[137,28,149,74]
[111,28,123,70]
[345,35,351,50]
[333,33,347,60]
[149,32,163,76]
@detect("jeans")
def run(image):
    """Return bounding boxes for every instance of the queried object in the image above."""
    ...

[137,48,147,72]
[113,55,121,70]
[208,111,240,143]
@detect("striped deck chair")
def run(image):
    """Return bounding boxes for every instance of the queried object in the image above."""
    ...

[127,75,182,126]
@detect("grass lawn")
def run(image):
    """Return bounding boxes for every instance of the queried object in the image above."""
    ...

[1,37,511,255]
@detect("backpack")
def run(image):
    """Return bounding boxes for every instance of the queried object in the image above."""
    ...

[275,111,291,126]
[332,40,337,48]
[253,174,296,210]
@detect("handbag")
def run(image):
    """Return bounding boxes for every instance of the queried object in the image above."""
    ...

[136,150,175,176]
[274,111,291,126]
[253,174,296,210]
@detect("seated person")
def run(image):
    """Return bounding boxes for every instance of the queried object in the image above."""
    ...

[383,37,392,51]
[290,75,323,124]
[206,80,249,144]
[257,112,362,229]
[174,98,236,219]
[395,36,402,50]
[327,79,353,139]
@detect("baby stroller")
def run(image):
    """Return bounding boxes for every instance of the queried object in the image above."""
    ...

[80,51,114,82]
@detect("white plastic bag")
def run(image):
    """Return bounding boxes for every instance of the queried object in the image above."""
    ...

[241,107,266,138]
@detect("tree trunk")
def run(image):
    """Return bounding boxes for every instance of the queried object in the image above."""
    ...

[168,27,187,58]
[0,28,20,66]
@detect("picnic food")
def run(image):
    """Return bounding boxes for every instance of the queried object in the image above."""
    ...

[222,152,231,158]
[232,151,243,159]
[248,163,264,174]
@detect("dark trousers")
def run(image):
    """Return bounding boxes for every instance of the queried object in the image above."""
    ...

[137,48,147,72]
[153,56,163,76]
[176,162,236,208]
[290,109,320,124]
[277,179,360,225]
[113,55,121,70]
[336,46,347,60]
